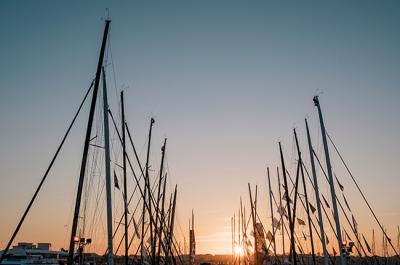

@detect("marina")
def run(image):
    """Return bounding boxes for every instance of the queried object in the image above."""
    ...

[0,2,399,265]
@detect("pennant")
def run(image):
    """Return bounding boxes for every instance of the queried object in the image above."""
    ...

[342,194,351,212]
[321,194,330,208]
[272,217,281,229]
[266,230,274,242]
[297,218,306,226]
[133,218,140,239]
[309,203,316,214]
[282,192,293,204]
[335,173,344,191]
[278,205,288,219]
[114,171,120,190]
[352,215,358,234]
[362,234,371,253]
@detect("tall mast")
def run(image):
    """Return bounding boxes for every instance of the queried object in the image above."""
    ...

[372,229,375,256]
[156,173,168,263]
[294,128,316,265]
[277,167,285,256]
[267,167,277,256]
[248,183,258,265]
[398,226,400,256]
[153,138,167,264]
[240,198,243,265]
[305,118,328,265]
[279,142,296,265]
[102,67,114,265]
[167,185,178,262]
[121,91,129,265]
[313,96,346,265]
[146,118,155,261]
[67,20,110,265]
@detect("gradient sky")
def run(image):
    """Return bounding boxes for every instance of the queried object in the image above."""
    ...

[0,1,399,255]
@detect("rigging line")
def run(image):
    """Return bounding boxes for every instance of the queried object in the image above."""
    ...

[306,154,372,260]
[326,132,399,257]
[271,190,337,265]
[116,173,161,254]
[0,80,95,265]
[85,109,105,238]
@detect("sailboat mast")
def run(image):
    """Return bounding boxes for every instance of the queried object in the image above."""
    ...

[120,91,129,265]
[267,167,277,256]
[101,67,114,265]
[305,118,328,265]
[67,20,110,265]
[146,118,155,261]
[313,96,347,265]
[168,185,178,261]
[294,128,316,265]
[277,167,285,256]
[156,173,168,262]
[248,184,258,265]
[372,229,375,256]
[279,142,296,265]
[153,138,167,264]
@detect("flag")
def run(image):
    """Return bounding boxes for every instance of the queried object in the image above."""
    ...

[335,174,344,191]
[297,218,306,226]
[321,194,330,208]
[114,171,120,190]
[133,218,140,239]
[266,230,274,242]
[362,234,371,253]
[309,203,316,214]
[278,205,288,219]
[272,217,280,230]
[343,194,351,212]
[282,191,293,204]
[352,215,358,234]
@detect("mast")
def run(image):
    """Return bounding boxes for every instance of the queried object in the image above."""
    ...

[141,118,155,263]
[153,138,167,264]
[189,209,195,265]
[267,167,277,256]
[102,67,114,265]
[279,142,296,265]
[397,226,400,253]
[67,20,110,265]
[146,118,155,262]
[231,216,234,263]
[156,173,168,263]
[313,96,347,265]
[248,183,258,265]
[121,91,129,265]
[240,198,243,265]
[277,167,285,256]
[294,128,316,265]
[305,118,328,265]
[372,229,375,256]
[168,185,178,262]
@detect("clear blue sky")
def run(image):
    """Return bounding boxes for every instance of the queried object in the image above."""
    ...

[0,0,399,254]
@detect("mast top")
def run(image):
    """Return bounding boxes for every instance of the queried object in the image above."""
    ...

[313,95,319,106]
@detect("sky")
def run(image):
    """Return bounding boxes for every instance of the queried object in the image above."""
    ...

[0,0,399,255]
